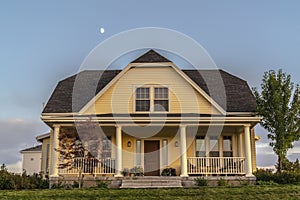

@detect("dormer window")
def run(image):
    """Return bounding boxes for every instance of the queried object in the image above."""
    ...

[135,86,169,112]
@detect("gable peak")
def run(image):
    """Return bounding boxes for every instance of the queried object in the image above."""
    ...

[131,49,171,63]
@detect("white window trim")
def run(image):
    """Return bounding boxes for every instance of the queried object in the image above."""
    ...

[133,85,170,113]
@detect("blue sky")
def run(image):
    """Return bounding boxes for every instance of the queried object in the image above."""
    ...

[0,0,300,171]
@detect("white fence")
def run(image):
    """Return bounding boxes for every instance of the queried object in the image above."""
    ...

[187,157,245,175]
[59,158,115,175]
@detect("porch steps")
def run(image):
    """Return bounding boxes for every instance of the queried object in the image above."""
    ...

[120,177,182,188]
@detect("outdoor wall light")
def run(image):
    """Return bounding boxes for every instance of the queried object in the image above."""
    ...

[175,141,179,147]
[127,141,131,147]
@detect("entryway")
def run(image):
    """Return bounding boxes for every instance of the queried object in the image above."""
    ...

[144,140,160,176]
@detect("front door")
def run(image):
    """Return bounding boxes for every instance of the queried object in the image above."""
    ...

[144,140,160,176]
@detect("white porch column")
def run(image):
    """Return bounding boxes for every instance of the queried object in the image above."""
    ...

[180,125,188,177]
[50,125,60,177]
[115,125,123,177]
[244,124,254,177]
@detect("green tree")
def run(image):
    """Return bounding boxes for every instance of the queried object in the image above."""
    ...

[253,69,300,173]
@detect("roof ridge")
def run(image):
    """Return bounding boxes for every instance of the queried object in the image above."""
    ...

[131,49,171,63]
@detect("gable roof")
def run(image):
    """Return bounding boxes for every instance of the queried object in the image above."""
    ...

[36,132,50,142]
[20,145,42,153]
[42,69,256,114]
[131,50,171,63]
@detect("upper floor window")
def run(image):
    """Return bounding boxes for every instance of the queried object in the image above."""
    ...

[135,86,169,112]
[136,87,150,111]
[154,87,169,111]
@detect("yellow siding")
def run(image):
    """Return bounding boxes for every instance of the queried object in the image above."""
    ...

[84,67,221,115]
[122,133,135,169]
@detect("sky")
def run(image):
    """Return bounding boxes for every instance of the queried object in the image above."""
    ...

[0,0,300,172]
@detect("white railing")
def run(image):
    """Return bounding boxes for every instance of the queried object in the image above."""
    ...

[187,157,245,175]
[59,158,115,175]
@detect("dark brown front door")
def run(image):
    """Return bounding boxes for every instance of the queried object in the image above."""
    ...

[144,140,160,176]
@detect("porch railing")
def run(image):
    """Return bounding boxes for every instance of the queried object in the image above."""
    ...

[187,157,245,175]
[59,158,115,175]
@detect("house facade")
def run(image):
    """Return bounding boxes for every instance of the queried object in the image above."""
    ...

[20,145,42,175]
[41,50,260,186]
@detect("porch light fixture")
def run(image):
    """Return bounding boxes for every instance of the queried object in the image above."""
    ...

[127,141,131,147]
[175,141,179,147]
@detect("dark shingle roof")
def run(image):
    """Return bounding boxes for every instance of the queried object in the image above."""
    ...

[131,50,171,63]
[20,145,42,153]
[182,70,256,112]
[43,70,121,113]
[42,69,256,113]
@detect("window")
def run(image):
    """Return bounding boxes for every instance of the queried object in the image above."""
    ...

[209,136,219,157]
[196,136,205,157]
[223,136,233,157]
[135,86,169,112]
[136,87,150,111]
[101,136,112,158]
[154,88,169,111]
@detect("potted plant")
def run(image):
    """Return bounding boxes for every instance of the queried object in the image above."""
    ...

[161,167,176,176]
[121,168,129,176]
[130,166,144,176]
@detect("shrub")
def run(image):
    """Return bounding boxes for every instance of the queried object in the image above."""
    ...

[51,180,64,189]
[255,168,300,185]
[194,177,208,186]
[0,164,13,189]
[254,168,274,182]
[96,179,108,188]
[217,178,228,186]
[161,168,176,176]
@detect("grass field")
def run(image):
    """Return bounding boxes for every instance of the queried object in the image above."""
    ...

[0,185,300,200]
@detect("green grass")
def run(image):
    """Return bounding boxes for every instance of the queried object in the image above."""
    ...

[1,185,300,200]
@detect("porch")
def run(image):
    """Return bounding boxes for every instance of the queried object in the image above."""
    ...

[50,121,257,179]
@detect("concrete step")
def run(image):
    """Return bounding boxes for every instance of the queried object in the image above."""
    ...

[120,177,182,188]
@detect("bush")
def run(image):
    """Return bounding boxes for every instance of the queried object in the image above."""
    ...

[255,168,300,185]
[217,178,228,186]
[194,177,208,186]
[161,168,176,176]
[96,179,108,188]
[0,164,49,190]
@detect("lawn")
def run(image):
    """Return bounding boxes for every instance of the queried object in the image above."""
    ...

[1,185,300,200]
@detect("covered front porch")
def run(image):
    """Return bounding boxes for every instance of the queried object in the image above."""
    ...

[48,119,258,179]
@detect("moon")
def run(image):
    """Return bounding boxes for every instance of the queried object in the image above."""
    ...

[100,28,105,34]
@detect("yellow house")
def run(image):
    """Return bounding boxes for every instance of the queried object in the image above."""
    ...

[41,50,261,187]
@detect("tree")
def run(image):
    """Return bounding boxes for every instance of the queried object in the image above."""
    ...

[253,69,300,173]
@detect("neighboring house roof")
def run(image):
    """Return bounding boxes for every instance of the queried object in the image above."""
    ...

[42,50,256,114]
[36,132,50,142]
[20,145,42,153]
